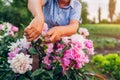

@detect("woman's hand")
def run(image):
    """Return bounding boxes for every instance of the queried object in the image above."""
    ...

[24,16,44,41]
[25,0,44,42]
[43,20,79,43]
[43,27,65,43]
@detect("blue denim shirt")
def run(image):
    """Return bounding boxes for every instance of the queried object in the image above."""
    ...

[43,0,82,28]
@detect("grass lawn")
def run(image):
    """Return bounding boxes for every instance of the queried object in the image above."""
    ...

[80,24,120,39]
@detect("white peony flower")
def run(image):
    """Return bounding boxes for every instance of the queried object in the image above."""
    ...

[8,41,20,51]
[6,23,12,33]
[70,34,85,43]
[62,37,70,44]
[79,28,89,38]
[70,34,85,48]
[1,23,6,31]
[8,53,33,74]
[8,36,30,51]
[18,36,30,49]
[3,33,9,37]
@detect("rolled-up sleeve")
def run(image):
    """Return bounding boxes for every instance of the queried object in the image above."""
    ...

[70,2,82,23]
[44,0,48,5]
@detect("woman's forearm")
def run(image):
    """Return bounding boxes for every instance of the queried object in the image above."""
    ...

[61,20,79,36]
[28,0,44,17]
[25,0,45,42]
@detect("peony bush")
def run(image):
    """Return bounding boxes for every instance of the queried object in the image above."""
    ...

[0,23,95,80]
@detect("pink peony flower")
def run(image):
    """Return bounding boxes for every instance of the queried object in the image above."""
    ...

[60,43,90,73]
[9,31,15,37]
[60,58,69,73]
[72,42,82,49]
[75,53,89,69]
[52,56,59,62]
[0,24,3,30]
[11,26,19,32]
[55,43,66,54]
[84,40,93,49]
[88,48,94,55]
[42,23,48,35]
[62,58,70,67]
[8,52,16,60]
[42,55,51,66]
[46,43,53,54]
[8,48,21,60]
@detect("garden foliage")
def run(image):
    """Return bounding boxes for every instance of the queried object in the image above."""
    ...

[92,53,120,80]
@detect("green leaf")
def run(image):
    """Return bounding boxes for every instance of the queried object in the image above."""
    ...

[85,75,91,80]
[35,39,42,45]
[47,71,53,79]
[64,73,71,80]
[43,45,48,50]
[31,68,45,77]
[28,47,38,55]
[0,57,7,61]
[59,45,70,57]
[18,76,30,80]
[73,74,79,80]
[20,24,25,30]
[0,69,11,72]
[54,66,62,75]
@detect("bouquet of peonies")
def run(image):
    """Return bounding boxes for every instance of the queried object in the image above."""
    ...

[0,23,94,80]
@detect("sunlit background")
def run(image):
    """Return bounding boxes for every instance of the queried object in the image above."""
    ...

[82,0,120,23]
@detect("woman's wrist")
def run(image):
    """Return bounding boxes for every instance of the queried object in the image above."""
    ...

[34,10,43,18]
[34,12,44,25]
[60,25,78,37]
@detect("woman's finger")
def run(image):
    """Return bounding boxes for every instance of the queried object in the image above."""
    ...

[26,28,34,35]
[27,34,39,42]
[24,33,28,36]
[25,26,32,33]
[47,29,54,36]
[25,35,30,40]
[29,32,38,39]
[49,34,56,42]
[42,30,53,39]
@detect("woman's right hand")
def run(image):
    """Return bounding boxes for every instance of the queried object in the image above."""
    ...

[24,16,44,42]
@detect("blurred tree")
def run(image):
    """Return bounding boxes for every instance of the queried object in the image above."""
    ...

[98,7,101,23]
[79,0,90,24]
[92,17,96,24]
[114,13,120,24]
[100,19,109,24]
[0,0,32,27]
[108,0,116,23]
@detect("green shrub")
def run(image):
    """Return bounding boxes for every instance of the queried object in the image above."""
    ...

[92,53,120,80]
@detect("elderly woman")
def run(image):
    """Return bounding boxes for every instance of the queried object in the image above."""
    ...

[25,0,81,42]
[25,0,82,71]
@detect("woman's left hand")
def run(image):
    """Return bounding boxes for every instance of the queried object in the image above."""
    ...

[43,26,65,43]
